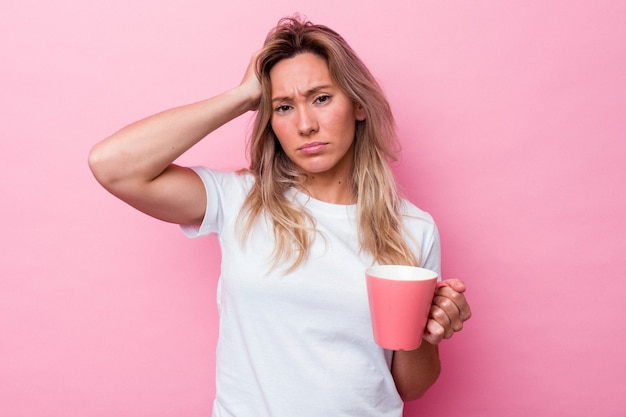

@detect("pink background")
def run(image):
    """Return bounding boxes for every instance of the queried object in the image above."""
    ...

[2,1,625,416]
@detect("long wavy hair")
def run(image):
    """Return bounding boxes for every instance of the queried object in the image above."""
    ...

[238,16,419,272]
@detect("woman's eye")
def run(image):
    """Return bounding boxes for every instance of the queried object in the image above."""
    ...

[275,104,291,113]
[315,95,330,104]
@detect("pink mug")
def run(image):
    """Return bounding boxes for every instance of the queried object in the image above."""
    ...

[365,265,440,350]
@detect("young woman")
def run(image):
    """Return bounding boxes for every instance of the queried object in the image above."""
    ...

[89,16,471,417]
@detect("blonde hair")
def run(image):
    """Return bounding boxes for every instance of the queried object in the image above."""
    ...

[239,16,419,272]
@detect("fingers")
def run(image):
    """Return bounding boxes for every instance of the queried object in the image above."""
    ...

[437,281,472,322]
[239,51,263,110]
[423,318,445,345]
[423,280,472,345]
[433,295,463,333]
[439,278,466,293]
[242,50,262,82]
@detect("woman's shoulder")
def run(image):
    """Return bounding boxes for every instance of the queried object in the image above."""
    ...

[399,198,436,225]
[399,198,440,265]
[398,198,439,243]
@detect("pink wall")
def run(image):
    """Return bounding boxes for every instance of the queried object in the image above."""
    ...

[2,1,625,416]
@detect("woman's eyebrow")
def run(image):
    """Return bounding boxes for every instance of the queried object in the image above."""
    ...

[271,85,333,103]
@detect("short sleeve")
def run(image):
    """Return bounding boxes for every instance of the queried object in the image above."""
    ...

[400,199,442,279]
[420,223,442,280]
[180,167,224,238]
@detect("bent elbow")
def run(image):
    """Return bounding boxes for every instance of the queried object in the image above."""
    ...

[88,142,126,190]
[399,384,433,402]
[88,143,110,184]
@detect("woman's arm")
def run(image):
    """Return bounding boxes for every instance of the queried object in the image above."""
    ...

[391,278,471,401]
[391,341,441,401]
[88,54,261,225]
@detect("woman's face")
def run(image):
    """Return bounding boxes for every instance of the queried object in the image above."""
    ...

[269,52,365,181]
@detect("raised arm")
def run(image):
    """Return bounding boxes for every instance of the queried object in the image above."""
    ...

[88,54,261,225]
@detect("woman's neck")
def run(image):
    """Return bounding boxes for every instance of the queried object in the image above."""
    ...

[298,174,355,204]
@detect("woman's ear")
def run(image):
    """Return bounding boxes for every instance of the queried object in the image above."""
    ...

[355,103,366,121]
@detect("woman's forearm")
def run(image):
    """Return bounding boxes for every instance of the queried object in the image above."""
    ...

[391,341,441,402]
[88,85,256,188]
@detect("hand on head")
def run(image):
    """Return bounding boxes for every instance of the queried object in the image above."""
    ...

[239,50,263,111]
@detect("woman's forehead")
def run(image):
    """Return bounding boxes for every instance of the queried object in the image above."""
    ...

[269,53,336,99]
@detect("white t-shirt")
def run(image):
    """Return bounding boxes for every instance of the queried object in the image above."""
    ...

[182,168,441,417]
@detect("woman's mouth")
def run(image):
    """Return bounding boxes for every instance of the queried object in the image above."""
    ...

[298,142,328,155]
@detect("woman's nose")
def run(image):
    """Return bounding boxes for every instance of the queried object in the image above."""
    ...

[297,107,318,136]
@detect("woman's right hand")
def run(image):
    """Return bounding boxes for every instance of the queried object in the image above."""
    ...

[239,50,263,111]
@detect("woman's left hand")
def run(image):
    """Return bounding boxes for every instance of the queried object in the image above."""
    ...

[423,278,472,345]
